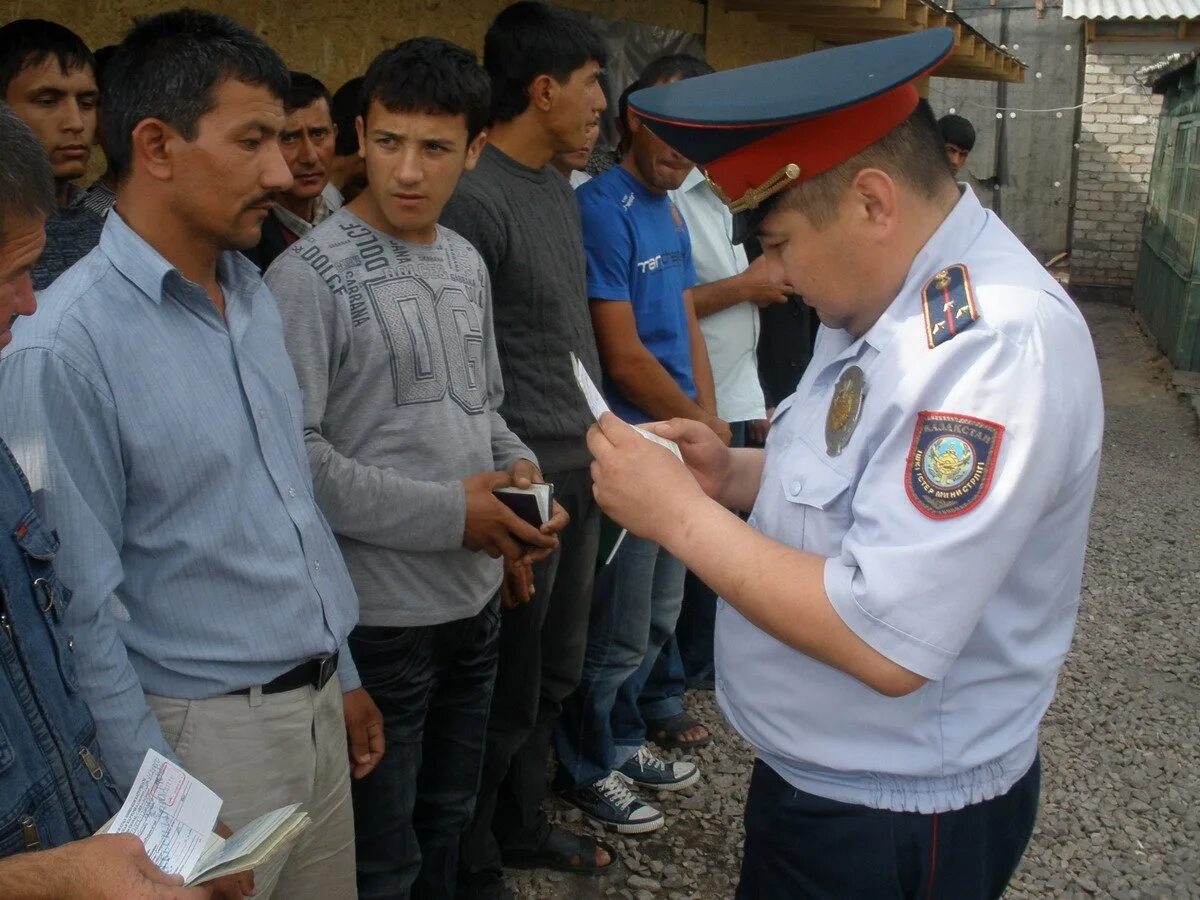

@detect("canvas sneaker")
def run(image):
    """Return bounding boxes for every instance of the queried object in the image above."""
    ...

[559,772,665,834]
[617,744,700,792]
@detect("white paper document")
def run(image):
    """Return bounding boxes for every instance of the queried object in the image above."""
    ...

[571,353,684,565]
[101,750,312,885]
[107,749,222,881]
[569,352,682,461]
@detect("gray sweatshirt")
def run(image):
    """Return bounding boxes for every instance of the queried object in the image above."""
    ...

[265,208,533,627]
[441,144,602,473]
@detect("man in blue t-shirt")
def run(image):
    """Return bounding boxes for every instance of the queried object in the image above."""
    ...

[554,56,729,835]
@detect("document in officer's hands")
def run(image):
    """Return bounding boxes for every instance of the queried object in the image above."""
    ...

[98,748,310,885]
[570,352,682,461]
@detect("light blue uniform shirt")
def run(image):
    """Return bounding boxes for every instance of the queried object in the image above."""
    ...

[716,189,1103,813]
[0,212,360,790]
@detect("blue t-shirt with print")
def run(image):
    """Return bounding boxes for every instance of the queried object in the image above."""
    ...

[578,165,699,424]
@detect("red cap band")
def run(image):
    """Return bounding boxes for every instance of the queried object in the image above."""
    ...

[699,82,920,210]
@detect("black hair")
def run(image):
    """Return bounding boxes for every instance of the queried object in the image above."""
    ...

[361,37,490,143]
[285,71,330,114]
[637,54,714,88]
[331,75,363,156]
[0,19,96,99]
[93,45,118,96]
[938,113,976,152]
[0,102,56,232]
[616,80,636,132]
[102,8,289,180]
[484,1,606,123]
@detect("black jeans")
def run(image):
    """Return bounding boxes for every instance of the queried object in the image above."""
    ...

[350,596,501,900]
[460,468,601,881]
[737,756,1041,900]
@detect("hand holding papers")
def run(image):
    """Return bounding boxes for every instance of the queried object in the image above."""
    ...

[100,749,310,886]
[570,353,683,564]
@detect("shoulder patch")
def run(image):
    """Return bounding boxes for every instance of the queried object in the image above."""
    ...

[922,264,979,349]
[905,411,1004,519]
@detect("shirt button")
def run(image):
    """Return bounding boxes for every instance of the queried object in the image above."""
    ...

[67,636,75,652]
[747,514,758,528]
[257,407,267,420]
[288,486,297,499]
[789,479,803,497]
[312,560,321,571]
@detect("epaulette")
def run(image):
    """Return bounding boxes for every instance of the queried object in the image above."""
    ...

[922,264,980,349]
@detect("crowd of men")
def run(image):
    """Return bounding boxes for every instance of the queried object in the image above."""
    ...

[0,5,1101,900]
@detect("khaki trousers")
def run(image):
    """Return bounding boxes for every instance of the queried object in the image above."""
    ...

[147,674,357,900]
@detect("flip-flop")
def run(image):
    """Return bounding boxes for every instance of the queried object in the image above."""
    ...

[646,712,712,750]
[503,825,620,877]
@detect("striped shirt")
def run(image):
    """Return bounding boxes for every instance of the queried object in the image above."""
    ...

[0,211,360,790]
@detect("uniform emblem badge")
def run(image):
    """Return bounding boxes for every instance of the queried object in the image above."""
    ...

[825,365,866,456]
[906,411,1004,518]
[922,263,979,349]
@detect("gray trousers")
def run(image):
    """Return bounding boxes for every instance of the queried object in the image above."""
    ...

[147,674,357,899]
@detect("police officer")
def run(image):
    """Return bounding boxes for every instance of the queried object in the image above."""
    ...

[585,29,1103,899]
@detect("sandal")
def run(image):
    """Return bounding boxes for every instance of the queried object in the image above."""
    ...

[502,825,620,876]
[646,712,712,750]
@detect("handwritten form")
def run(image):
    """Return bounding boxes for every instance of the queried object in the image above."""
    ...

[107,749,222,881]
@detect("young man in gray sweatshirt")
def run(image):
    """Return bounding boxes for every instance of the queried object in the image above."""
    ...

[440,4,616,896]
[266,39,565,900]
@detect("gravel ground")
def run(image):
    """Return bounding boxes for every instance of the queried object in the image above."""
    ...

[506,302,1200,900]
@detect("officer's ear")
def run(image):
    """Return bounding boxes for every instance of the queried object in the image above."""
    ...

[846,167,898,239]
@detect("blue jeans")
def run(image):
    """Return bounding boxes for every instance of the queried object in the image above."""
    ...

[554,532,686,790]
[639,420,749,722]
[349,597,500,900]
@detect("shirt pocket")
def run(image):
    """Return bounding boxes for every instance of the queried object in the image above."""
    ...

[776,440,854,558]
[13,509,80,693]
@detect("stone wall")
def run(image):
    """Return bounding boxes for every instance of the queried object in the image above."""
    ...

[1071,46,1165,302]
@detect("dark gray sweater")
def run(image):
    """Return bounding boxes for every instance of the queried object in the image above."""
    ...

[441,144,601,473]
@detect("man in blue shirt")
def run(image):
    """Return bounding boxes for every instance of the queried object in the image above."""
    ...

[554,59,727,835]
[588,31,1102,898]
[0,12,383,899]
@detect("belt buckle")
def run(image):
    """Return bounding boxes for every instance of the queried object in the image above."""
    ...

[316,653,337,691]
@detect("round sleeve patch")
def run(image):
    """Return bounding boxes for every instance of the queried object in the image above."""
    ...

[905,411,1005,519]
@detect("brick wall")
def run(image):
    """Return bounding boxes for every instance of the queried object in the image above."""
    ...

[1071,47,1165,301]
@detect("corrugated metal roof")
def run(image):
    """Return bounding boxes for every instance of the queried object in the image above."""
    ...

[1063,0,1200,20]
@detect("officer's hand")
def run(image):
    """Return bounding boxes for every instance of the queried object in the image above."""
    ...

[462,471,558,561]
[588,413,708,543]
[645,418,734,503]
[701,414,734,447]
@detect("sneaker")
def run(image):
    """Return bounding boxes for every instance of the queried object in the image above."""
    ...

[559,772,665,834]
[616,744,700,792]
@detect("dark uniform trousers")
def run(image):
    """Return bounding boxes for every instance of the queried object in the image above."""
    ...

[737,756,1040,900]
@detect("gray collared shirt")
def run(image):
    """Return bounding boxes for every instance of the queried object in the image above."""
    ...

[0,211,360,790]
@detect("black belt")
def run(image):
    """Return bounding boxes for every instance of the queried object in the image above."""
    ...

[231,652,339,696]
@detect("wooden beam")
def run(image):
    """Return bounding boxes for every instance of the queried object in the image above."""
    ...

[724,0,884,11]
[937,62,1023,82]
[907,0,929,26]
[1177,20,1188,39]
[762,13,924,32]
[1085,20,1096,43]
